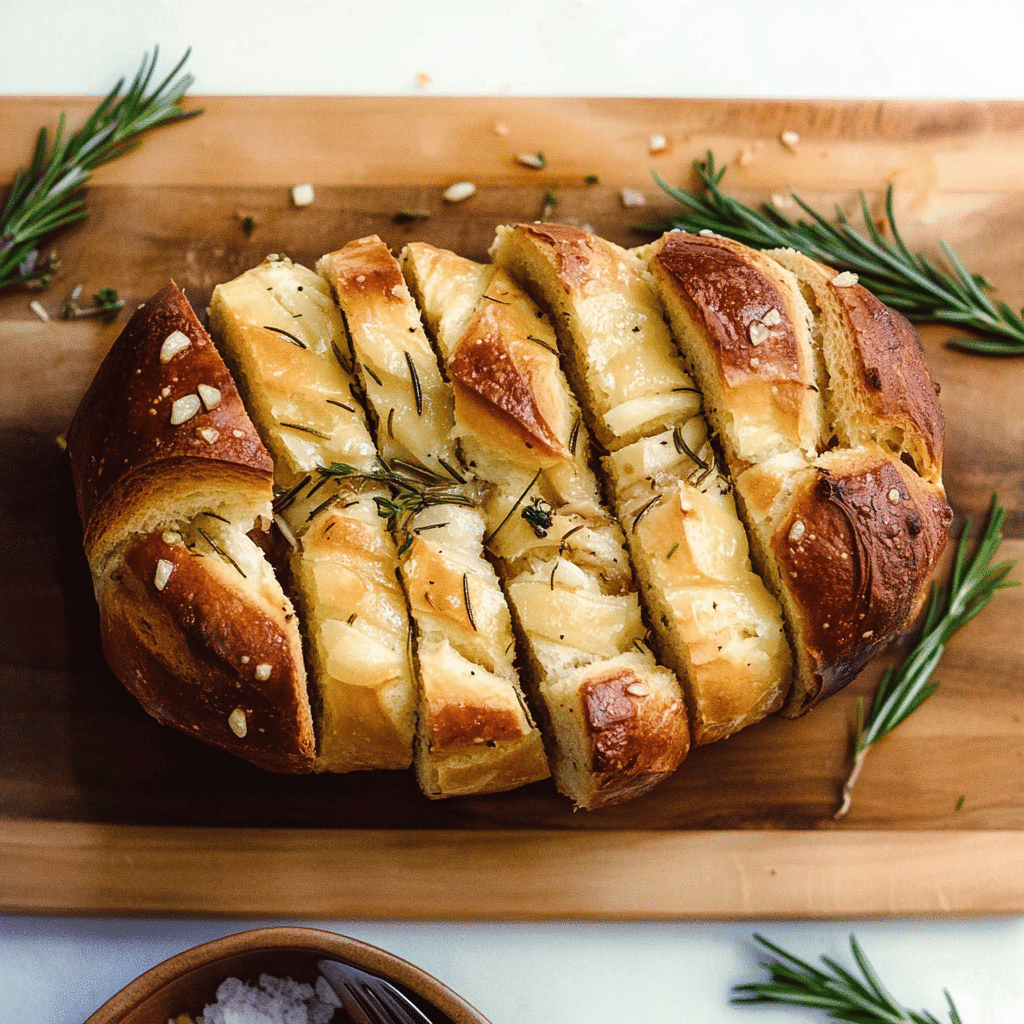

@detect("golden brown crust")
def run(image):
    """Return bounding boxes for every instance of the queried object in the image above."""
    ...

[650,232,822,462]
[68,282,273,569]
[739,445,952,713]
[102,530,314,772]
[767,247,945,483]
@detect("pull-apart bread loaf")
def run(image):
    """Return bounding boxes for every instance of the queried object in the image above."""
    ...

[68,220,951,806]
[401,241,689,808]
[208,257,417,772]
[317,235,550,798]
[645,232,952,714]
[491,224,792,745]
[66,282,315,772]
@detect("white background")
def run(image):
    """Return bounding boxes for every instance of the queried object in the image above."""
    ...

[2,2,1022,1022]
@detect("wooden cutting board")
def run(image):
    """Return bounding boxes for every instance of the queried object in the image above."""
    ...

[2,97,1022,919]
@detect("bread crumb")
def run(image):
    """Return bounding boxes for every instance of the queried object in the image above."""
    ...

[780,130,800,151]
[831,271,859,287]
[415,71,432,87]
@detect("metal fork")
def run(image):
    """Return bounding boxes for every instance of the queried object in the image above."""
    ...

[317,958,436,1024]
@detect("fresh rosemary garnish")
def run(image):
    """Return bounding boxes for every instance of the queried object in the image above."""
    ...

[733,933,963,1023]
[1,48,200,291]
[653,152,1024,355]
[319,460,475,554]
[835,493,1019,818]
[405,351,423,414]
[60,285,124,323]
[263,324,307,348]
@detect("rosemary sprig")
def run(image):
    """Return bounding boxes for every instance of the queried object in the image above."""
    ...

[653,152,1024,355]
[1,47,201,291]
[319,460,475,554]
[734,933,963,1023]
[835,493,1019,818]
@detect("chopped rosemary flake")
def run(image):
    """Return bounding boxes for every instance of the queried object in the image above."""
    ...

[522,497,554,537]
[263,324,306,348]
[405,351,423,414]
[387,407,395,437]
[463,573,477,630]
[326,399,355,412]
[272,473,312,513]
[199,511,230,523]
[584,174,600,185]
[525,333,559,354]
[482,293,510,305]
[280,421,331,439]
[549,560,559,590]
[568,416,581,455]
[666,542,679,559]
[307,493,340,522]
[438,457,466,483]
[240,215,256,235]
[395,207,430,223]
[196,526,246,578]
[364,363,383,387]
[331,340,354,374]
[484,469,543,546]
[632,495,661,532]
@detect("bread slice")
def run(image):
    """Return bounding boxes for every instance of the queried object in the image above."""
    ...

[318,235,549,797]
[491,224,791,744]
[402,241,689,808]
[646,232,824,468]
[646,233,952,715]
[67,282,315,772]
[764,247,946,486]
[209,257,417,771]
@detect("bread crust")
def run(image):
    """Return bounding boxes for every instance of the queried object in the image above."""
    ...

[68,282,273,573]
[67,282,315,772]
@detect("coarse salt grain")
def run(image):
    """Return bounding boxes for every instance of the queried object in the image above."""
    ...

[620,187,646,208]
[170,394,201,425]
[227,707,247,738]
[255,663,272,681]
[160,330,191,362]
[831,271,859,287]
[763,307,782,327]
[780,130,800,150]
[748,321,769,346]
[291,183,315,207]
[888,488,902,503]
[196,427,220,444]
[154,559,174,591]
[443,181,476,202]
[648,133,668,154]
[788,520,806,543]
[198,383,222,409]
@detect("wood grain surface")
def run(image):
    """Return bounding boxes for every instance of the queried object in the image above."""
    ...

[1,97,1022,918]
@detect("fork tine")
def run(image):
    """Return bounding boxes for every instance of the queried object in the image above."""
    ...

[316,958,435,1024]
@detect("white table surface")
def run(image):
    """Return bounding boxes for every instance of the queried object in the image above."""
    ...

[2,3,1022,1022]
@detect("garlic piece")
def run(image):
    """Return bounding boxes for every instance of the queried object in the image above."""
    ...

[160,330,191,362]
[291,183,315,207]
[154,559,175,591]
[443,181,476,203]
[197,383,222,409]
[170,394,201,425]
[228,707,248,738]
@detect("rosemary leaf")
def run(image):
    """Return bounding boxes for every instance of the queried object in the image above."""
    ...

[835,493,1019,819]
[1,48,201,291]
[652,152,1024,355]
[733,933,964,1024]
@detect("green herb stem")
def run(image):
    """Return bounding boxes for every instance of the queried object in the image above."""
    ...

[835,493,1019,819]
[1,47,201,291]
[653,153,1024,355]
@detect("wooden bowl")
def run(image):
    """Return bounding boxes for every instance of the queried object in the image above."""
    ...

[83,926,491,1024]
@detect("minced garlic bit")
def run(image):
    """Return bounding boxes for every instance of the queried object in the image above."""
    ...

[788,520,806,543]
[154,559,175,591]
[748,320,769,346]
[780,129,801,151]
[197,383,222,409]
[888,488,902,503]
[831,271,859,287]
[228,707,248,738]
[159,330,191,362]
[648,133,668,154]
[196,426,221,444]
[161,530,182,546]
[763,307,782,327]
[620,187,646,208]
[626,682,650,697]
[516,151,546,169]
[291,183,315,207]
[443,181,476,203]
[30,299,50,322]
[255,663,272,681]
[170,394,202,425]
